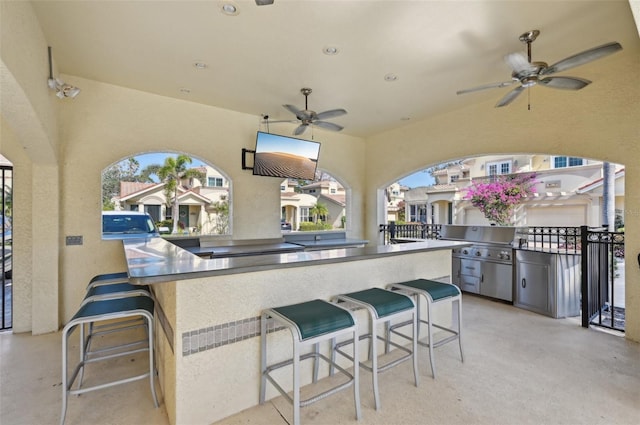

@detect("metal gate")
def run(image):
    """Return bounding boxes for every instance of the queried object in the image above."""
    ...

[581,226,625,332]
[1,164,12,330]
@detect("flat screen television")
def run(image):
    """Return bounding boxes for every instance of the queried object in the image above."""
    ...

[252,131,320,180]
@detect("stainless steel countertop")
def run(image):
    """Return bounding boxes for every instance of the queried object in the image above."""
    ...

[123,237,472,284]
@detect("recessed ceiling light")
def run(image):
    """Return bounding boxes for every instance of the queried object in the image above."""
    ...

[179,88,191,94]
[221,2,239,15]
[401,117,411,121]
[193,62,208,69]
[384,73,398,82]
[323,46,339,55]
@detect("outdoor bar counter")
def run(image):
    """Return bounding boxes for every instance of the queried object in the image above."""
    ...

[123,236,470,425]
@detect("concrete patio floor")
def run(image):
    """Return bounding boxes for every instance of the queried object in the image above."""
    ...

[1,294,638,425]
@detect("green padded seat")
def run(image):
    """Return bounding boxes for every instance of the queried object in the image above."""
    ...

[396,279,460,300]
[341,288,414,318]
[72,295,154,321]
[89,272,129,285]
[86,282,149,298]
[273,299,355,340]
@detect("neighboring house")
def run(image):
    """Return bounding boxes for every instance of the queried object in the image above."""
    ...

[114,165,230,234]
[403,155,624,227]
[280,179,347,230]
[385,182,407,223]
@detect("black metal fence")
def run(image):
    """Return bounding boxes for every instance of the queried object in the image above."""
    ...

[378,222,441,244]
[581,226,625,332]
[515,226,581,254]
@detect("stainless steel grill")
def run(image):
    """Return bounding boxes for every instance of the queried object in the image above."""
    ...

[441,225,517,302]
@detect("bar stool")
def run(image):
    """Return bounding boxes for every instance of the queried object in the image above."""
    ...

[332,288,418,410]
[388,279,463,378]
[77,273,152,388]
[260,299,361,425]
[60,293,159,425]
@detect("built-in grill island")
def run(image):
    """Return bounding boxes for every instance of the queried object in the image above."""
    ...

[441,225,517,302]
[440,224,581,318]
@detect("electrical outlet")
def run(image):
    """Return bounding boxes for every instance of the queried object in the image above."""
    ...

[66,235,83,246]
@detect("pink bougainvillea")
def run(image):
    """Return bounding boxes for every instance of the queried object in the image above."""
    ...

[464,173,537,226]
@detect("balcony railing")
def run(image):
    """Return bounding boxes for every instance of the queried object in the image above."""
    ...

[379,222,441,244]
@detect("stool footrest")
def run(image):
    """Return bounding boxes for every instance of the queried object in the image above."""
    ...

[263,351,356,408]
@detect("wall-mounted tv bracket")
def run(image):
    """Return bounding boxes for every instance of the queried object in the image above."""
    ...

[241,148,255,170]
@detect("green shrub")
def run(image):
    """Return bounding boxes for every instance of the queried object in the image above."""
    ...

[299,222,332,231]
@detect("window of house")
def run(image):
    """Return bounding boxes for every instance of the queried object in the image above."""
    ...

[281,185,286,191]
[450,175,459,183]
[208,177,223,187]
[300,207,311,222]
[330,188,336,194]
[486,160,511,176]
[409,204,427,223]
[553,156,584,168]
[144,205,161,222]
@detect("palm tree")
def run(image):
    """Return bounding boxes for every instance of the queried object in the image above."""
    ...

[142,155,205,234]
[309,202,329,224]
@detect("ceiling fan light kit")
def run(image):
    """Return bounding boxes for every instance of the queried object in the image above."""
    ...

[456,30,622,108]
[47,46,81,99]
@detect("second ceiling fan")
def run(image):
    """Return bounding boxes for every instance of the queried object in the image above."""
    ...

[456,30,622,107]
[268,88,347,136]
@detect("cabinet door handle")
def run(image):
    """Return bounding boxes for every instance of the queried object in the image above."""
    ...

[521,278,526,288]
[481,274,484,283]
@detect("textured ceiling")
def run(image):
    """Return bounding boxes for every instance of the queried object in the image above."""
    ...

[32,0,639,137]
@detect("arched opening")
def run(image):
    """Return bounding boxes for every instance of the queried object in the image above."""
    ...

[101,151,231,237]
[382,152,626,331]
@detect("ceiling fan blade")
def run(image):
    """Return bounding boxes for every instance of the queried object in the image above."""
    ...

[540,42,622,75]
[456,81,515,95]
[283,104,302,116]
[313,121,344,132]
[283,104,312,120]
[495,85,526,107]
[315,108,347,120]
[539,76,591,90]
[293,124,308,136]
[505,52,534,73]
[263,119,298,124]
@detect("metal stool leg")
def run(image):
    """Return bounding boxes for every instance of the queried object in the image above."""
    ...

[426,299,436,378]
[259,312,268,404]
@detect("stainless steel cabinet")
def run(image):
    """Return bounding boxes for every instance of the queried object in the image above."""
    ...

[514,250,581,318]
[515,254,550,315]
[481,261,513,302]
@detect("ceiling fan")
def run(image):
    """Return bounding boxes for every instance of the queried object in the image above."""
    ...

[266,88,347,136]
[456,30,622,107]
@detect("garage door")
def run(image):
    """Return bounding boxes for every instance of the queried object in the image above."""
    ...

[525,206,587,226]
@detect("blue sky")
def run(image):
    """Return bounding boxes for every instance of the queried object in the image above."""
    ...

[399,170,435,188]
